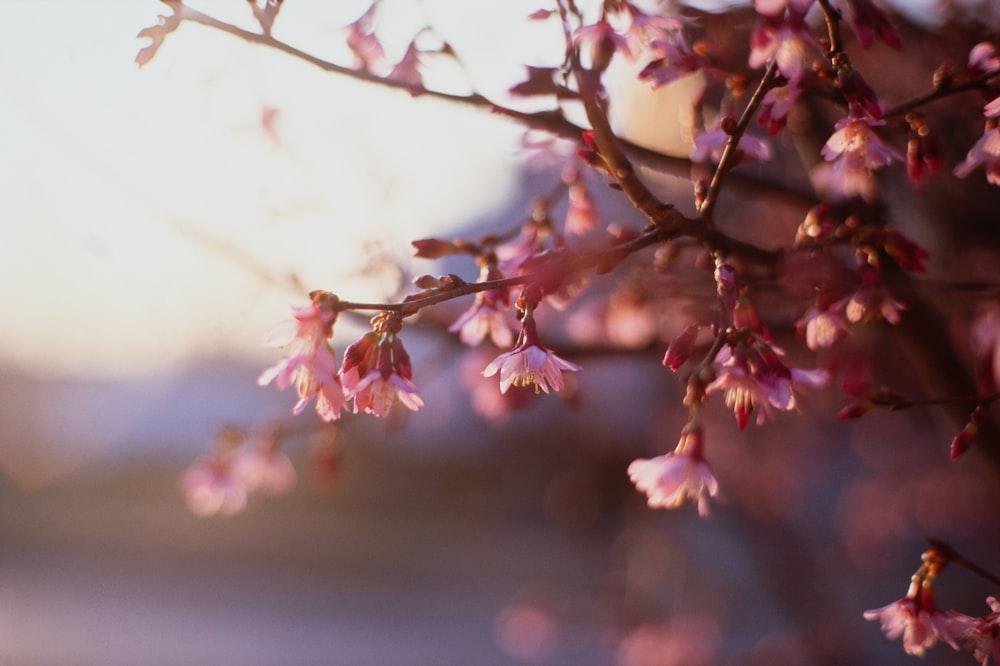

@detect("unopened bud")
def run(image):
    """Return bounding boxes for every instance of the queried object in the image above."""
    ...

[838,402,874,420]
[950,423,978,459]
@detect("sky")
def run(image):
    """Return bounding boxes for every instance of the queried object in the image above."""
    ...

[0,1,546,378]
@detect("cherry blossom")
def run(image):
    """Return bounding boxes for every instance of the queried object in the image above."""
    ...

[258,291,347,422]
[181,453,248,518]
[627,422,719,517]
[707,341,828,430]
[449,262,515,348]
[341,319,424,417]
[483,302,580,394]
[234,436,296,496]
[969,597,1000,666]
[954,124,1000,186]
[822,116,900,172]
[797,305,848,350]
[691,125,771,165]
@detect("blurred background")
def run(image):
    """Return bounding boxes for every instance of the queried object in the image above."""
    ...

[2,1,1000,664]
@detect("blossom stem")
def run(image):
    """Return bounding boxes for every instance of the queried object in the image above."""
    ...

[698,61,780,221]
[925,537,1000,587]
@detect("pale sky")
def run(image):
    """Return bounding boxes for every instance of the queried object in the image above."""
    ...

[0,1,548,378]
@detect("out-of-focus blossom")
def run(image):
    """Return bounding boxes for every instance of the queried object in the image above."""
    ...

[449,262,514,348]
[846,0,902,49]
[758,79,806,135]
[635,16,703,86]
[972,304,1000,394]
[627,421,719,517]
[616,615,721,666]
[954,125,1000,186]
[483,304,581,394]
[707,341,828,430]
[822,116,900,171]
[389,41,424,95]
[234,436,296,496]
[258,291,346,422]
[969,597,1000,666]
[967,42,1000,76]
[341,314,424,417]
[845,259,905,324]
[181,453,248,517]
[563,170,597,236]
[797,305,848,350]
[691,124,771,164]
[749,1,817,81]
[344,4,385,72]
[663,324,700,371]
[574,19,630,70]
[754,0,815,16]
[906,114,942,186]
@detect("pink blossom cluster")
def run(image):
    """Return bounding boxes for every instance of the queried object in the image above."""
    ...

[181,427,296,518]
[865,549,1000,663]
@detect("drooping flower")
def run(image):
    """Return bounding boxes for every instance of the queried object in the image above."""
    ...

[258,291,347,422]
[233,432,296,496]
[450,261,515,348]
[691,124,771,165]
[707,340,828,430]
[822,115,901,172]
[483,297,581,394]
[627,420,719,517]
[969,597,1000,666]
[340,313,424,417]
[954,124,1000,186]
[864,552,976,658]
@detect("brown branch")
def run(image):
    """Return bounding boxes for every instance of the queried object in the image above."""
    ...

[337,227,669,316]
[697,61,780,222]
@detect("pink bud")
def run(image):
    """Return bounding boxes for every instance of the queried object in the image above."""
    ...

[663,325,700,372]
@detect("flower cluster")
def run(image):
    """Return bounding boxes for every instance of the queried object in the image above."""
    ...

[181,427,296,518]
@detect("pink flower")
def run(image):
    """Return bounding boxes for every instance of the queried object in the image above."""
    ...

[564,172,597,235]
[344,4,384,72]
[954,126,1000,186]
[234,440,296,496]
[181,454,248,517]
[450,263,515,348]
[758,79,806,135]
[574,19,630,70]
[754,0,815,16]
[635,18,703,86]
[691,125,771,164]
[822,116,901,171]
[845,0,901,50]
[258,292,347,422]
[341,325,424,417]
[627,424,719,517]
[389,41,423,95]
[797,306,848,350]
[707,342,828,430]
[864,587,975,657]
[969,597,1000,666]
[483,308,581,394]
[968,42,1000,76]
